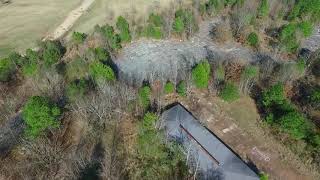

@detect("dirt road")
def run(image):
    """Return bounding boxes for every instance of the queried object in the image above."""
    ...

[43,0,95,40]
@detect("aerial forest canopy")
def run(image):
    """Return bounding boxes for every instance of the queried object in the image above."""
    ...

[0,0,320,180]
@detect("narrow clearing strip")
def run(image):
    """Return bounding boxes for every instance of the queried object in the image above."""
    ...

[43,0,95,40]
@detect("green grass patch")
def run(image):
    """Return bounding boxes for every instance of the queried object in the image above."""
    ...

[247,32,259,47]
[219,82,240,102]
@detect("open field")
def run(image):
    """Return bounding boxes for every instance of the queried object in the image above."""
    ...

[0,0,195,58]
[67,0,192,39]
[0,0,81,58]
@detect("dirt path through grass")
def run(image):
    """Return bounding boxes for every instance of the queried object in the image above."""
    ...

[43,0,95,40]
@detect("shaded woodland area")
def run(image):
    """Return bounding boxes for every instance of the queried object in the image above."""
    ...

[0,0,320,179]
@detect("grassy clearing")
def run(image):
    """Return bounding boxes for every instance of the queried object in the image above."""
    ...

[0,0,81,58]
[67,0,192,39]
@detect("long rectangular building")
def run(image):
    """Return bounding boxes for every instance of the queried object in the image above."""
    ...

[161,104,260,180]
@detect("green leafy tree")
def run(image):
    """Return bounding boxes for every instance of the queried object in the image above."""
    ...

[257,0,269,17]
[174,9,197,36]
[262,83,286,107]
[0,58,15,82]
[42,41,64,67]
[247,32,259,47]
[22,96,61,138]
[219,82,240,102]
[89,61,115,81]
[139,86,151,109]
[192,60,211,88]
[116,16,131,42]
[177,81,187,96]
[96,25,122,50]
[141,112,158,131]
[164,81,175,94]
[72,31,87,44]
[135,112,188,179]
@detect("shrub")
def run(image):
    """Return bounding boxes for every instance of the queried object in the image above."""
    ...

[262,83,285,107]
[298,21,313,37]
[177,81,187,96]
[66,79,88,101]
[225,0,238,6]
[42,41,64,67]
[257,0,269,17]
[310,88,320,104]
[164,81,175,94]
[219,82,240,102]
[174,9,197,35]
[192,60,211,88]
[296,59,306,75]
[8,51,24,66]
[260,173,268,180]
[247,32,259,47]
[173,17,184,33]
[65,57,89,81]
[144,25,163,39]
[0,58,15,82]
[215,64,225,81]
[141,112,158,131]
[138,86,151,109]
[89,61,115,81]
[92,47,110,63]
[288,0,320,23]
[116,16,131,42]
[72,31,87,44]
[22,96,61,138]
[148,13,163,27]
[242,65,259,79]
[280,24,299,53]
[205,0,225,15]
[22,49,39,76]
[279,111,308,140]
[97,25,122,50]
[136,112,188,179]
